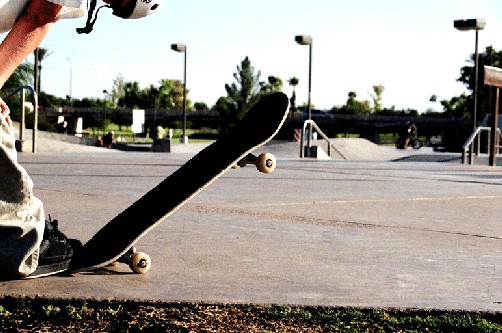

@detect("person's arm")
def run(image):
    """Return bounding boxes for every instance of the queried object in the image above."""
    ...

[0,0,62,89]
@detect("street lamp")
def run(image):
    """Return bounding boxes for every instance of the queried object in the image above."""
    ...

[295,35,313,121]
[295,35,313,156]
[103,89,112,103]
[454,19,485,163]
[171,43,188,144]
[67,57,72,101]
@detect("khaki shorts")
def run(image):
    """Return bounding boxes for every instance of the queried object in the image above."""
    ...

[0,114,44,277]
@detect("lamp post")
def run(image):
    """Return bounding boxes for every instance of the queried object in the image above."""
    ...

[33,48,39,96]
[295,35,313,156]
[295,35,313,120]
[454,19,485,162]
[103,89,114,104]
[67,57,73,101]
[171,43,188,144]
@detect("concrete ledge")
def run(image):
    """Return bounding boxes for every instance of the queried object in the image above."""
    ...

[310,146,331,160]
[113,143,152,152]
[152,139,171,153]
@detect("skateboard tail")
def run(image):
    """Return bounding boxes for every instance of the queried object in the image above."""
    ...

[69,92,290,273]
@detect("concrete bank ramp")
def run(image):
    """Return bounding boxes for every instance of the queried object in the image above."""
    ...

[12,124,114,153]
[325,138,407,161]
[19,138,111,153]
[11,121,407,161]
[256,139,407,161]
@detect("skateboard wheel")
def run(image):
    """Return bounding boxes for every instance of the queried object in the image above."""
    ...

[256,153,276,173]
[231,164,240,169]
[129,252,151,274]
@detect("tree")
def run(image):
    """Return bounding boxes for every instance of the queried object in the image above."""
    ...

[155,79,192,110]
[0,62,34,121]
[331,91,371,115]
[118,81,144,108]
[221,56,262,133]
[39,91,69,108]
[225,56,261,113]
[0,62,33,94]
[371,84,385,113]
[194,102,209,111]
[212,96,233,113]
[72,97,109,108]
[260,76,283,96]
[288,77,299,114]
[116,78,191,110]
[110,74,126,106]
[35,48,52,93]
[457,46,502,122]
[212,96,234,132]
[440,93,469,119]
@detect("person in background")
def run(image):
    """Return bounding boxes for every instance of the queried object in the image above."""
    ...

[102,130,114,148]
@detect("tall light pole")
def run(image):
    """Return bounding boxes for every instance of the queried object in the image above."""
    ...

[295,35,313,121]
[33,48,40,153]
[67,57,73,101]
[295,35,313,156]
[171,43,188,144]
[454,19,485,163]
[34,48,40,96]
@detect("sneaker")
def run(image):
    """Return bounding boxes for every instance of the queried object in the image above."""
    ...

[26,216,82,279]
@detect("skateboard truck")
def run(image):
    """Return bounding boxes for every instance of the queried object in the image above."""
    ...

[110,247,151,274]
[233,153,276,173]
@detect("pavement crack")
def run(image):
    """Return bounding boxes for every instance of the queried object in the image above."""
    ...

[185,204,502,240]
[185,204,379,229]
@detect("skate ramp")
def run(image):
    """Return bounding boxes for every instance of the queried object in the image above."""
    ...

[11,121,407,161]
[326,138,407,160]
[255,139,407,161]
[12,123,114,153]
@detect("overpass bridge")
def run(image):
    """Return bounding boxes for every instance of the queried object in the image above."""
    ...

[44,107,471,151]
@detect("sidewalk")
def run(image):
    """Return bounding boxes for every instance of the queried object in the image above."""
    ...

[0,148,500,312]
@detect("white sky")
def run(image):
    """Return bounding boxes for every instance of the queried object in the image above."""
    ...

[2,0,501,112]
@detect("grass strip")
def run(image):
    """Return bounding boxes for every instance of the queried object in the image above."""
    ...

[0,296,500,332]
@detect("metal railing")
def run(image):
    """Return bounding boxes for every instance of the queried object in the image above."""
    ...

[300,120,346,159]
[4,85,38,153]
[462,126,502,164]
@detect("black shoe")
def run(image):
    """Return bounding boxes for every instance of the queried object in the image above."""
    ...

[27,216,82,279]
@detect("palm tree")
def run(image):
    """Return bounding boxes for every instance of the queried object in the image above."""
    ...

[35,47,52,93]
[288,77,299,115]
[0,62,34,121]
[0,62,33,94]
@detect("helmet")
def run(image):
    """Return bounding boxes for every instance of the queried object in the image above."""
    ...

[112,0,164,19]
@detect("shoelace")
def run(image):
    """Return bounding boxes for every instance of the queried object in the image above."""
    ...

[46,215,66,242]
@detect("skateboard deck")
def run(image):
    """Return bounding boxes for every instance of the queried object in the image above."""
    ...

[68,92,289,273]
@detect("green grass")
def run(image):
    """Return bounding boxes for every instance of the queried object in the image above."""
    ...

[263,305,502,332]
[0,297,500,332]
[84,125,219,143]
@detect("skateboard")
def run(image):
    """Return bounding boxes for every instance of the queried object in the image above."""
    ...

[68,92,289,274]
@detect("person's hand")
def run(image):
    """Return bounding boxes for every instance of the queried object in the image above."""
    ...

[0,97,13,130]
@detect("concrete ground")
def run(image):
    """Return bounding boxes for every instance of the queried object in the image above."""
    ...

[0,136,501,312]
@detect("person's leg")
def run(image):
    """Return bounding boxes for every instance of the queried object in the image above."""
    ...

[0,114,44,277]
